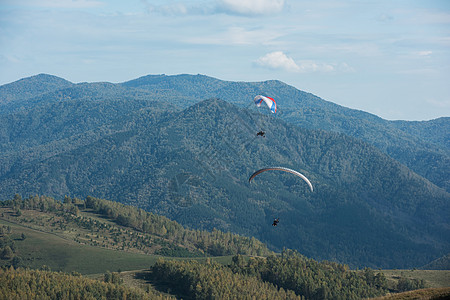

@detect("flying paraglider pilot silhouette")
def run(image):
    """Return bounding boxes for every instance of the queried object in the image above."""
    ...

[256,131,266,137]
[272,218,280,226]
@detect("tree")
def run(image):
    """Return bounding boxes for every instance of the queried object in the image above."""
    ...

[1,246,14,260]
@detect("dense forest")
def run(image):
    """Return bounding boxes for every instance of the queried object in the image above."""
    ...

[147,249,428,300]
[151,258,301,299]
[0,74,448,269]
[0,267,172,300]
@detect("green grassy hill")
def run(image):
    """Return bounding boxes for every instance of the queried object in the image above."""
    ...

[0,195,268,273]
[0,217,164,274]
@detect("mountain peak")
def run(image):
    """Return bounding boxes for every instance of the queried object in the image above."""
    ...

[0,74,74,106]
[122,73,222,88]
[16,73,73,86]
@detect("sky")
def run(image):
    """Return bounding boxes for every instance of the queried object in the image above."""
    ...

[0,0,449,120]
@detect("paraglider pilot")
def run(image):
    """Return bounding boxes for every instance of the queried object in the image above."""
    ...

[272,218,279,226]
[256,131,266,137]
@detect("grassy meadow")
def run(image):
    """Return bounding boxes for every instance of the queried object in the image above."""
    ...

[0,211,233,275]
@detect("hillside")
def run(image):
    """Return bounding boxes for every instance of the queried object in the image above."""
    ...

[0,90,448,268]
[0,195,269,272]
[123,74,450,192]
[1,196,449,300]
[420,254,450,270]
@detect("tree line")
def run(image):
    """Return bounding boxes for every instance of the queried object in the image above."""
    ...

[84,195,271,256]
[0,266,172,300]
[151,258,301,299]
[149,250,426,300]
[150,250,389,300]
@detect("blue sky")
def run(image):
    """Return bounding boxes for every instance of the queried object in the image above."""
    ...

[1,0,449,120]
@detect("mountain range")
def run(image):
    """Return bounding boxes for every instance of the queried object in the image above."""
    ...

[0,73,448,268]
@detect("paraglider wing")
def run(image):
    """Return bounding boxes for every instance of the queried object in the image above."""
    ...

[254,95,277,113]
[249,167,314,192]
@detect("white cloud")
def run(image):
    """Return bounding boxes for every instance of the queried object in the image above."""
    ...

[255,51,352,73]
[219,0,285,15]
[255,51,300,72]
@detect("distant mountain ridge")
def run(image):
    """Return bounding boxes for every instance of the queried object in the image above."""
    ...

[0,74,448,269]
[122,74,450,192]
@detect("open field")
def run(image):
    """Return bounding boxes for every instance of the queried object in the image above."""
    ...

[1,218,159,274]
[0,217,233,274]
[380,269,450,289]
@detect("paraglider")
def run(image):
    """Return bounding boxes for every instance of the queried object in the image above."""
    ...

[254,95,277,113]
[256,130,266,137]
[272,218,280,226]
[249,167,314,192]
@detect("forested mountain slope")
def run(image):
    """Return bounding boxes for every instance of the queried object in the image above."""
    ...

[0,90,448,268]
[123,74,450,192]
[2,73,447,192]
